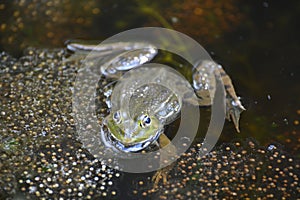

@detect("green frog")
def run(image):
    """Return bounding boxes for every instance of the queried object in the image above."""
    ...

[67,41,245,185]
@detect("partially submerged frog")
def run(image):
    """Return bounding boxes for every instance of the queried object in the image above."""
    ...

[67,41,245,184]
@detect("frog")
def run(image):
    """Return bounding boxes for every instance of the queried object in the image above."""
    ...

[67,40,245,185]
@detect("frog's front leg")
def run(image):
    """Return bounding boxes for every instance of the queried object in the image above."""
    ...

[152,133,177,187]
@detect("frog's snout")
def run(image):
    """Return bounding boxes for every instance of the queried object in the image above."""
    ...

[123,120,138,138]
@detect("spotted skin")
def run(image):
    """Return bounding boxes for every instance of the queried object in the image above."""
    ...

[67,41,245,186]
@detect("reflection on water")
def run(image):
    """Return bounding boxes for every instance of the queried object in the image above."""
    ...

[0,0,299,199]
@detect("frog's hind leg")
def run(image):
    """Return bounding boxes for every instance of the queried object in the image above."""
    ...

[193,60,245,132]
[218,66,246,132]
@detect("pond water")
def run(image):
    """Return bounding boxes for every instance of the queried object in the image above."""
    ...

[0,0,299,199]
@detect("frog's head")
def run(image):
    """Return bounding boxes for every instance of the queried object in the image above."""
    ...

[104,110,163,152]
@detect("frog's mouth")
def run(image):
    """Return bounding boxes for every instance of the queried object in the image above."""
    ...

[108,129,163,153]
[104,118,163,152]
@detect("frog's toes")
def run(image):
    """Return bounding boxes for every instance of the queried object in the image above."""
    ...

[152,168,170,188]
[226,97,246,132]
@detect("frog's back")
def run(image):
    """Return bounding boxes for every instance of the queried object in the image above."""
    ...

[109,65,196,123]
[129,83,181,124]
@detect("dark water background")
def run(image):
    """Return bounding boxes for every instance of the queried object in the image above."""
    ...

[0,0,299,199]
[1,0,298,153]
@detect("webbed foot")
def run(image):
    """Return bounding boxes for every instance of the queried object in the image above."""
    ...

[193,60,246,132]
[226,95,246,132]
[152,165,172,188]
[220,65,246,132]
[151,133,177,188]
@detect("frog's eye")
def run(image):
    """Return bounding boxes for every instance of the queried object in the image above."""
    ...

[140,115,151,128]
[113,111,122,124]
